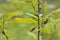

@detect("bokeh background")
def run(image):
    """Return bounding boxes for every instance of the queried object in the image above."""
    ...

[0,0,60,40]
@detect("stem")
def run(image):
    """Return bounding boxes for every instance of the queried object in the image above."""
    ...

[2,14,9,40]
[37,0,41,40]
[31,2,36,13]
[2,30,9,40]
[3,14,5,30]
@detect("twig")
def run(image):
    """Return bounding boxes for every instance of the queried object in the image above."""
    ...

[2,14,9,40]
[37,0,41,40]
[2,30,9,40]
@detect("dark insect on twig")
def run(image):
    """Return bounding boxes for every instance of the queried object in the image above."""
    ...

[30,27,36,32]
[30,18,48,32]
[43,18,48,24]
[2,30,9,40]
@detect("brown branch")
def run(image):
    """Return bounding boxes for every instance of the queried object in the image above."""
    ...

[37,0,41,40]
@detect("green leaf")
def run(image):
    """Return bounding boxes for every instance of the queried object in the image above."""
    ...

[42,2,48,12]
[50,8,60,19]
[14,18,36,24]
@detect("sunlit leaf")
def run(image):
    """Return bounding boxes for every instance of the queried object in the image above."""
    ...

[14,18,36,24]
[7,12,18,20]
[25,13,37,19]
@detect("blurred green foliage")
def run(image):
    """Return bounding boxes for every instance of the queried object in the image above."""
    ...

[0,0,60,40]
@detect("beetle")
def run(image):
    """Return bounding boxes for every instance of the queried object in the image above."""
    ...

[30,18,48,32]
